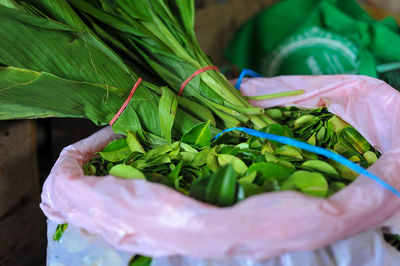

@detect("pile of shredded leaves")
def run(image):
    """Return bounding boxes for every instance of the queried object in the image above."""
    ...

[84,107,379,205]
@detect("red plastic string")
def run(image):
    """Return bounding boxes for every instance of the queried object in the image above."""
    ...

[109,77,142,126]
[178,66,220,96]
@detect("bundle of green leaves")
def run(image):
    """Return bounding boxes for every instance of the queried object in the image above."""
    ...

[0,0,213,142]
[67,0,308,130]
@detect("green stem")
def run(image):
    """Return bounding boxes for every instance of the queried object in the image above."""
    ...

[199,97,249,124]
[223,102,264,115]
[246,90,305,101]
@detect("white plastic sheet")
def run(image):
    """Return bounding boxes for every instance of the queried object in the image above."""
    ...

[47,220,400,266]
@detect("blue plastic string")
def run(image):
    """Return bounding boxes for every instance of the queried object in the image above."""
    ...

[235,69,263,90]
[213,127,400,198]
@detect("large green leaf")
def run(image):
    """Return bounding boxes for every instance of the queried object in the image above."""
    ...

[0,67,142,133]
[0,103,63,119]
[0,4,133,86]
[0,3,178,136]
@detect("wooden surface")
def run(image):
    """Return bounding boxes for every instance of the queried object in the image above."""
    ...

[0,120,46,266]
[0,201,46,266]
[0,120,38,217]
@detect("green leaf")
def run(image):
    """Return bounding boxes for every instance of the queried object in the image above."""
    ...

[177,96,216,126]
[339,127,371,154]
[276,160,295,169]
[174,176,188,195]
[143,144,172,160]
[246,162,294,181]
[100,139,131,162]
[205,165,238,207]
[189,174,212,202]
[180,151,196,162]
[263,124,293,148]
[166,161,183,185]
[307,132,316,145]
[238,171,257,184]
[53,223,68,242]
[146,172,167,184]
[174,0,195,36]
[363,151,378,165]
[129,255,152,266]
[206,146,219,173]
[151,154,172,165]
[265,108,283,120]
[333,142,348,154]
[301,160,340,178]
[217,154,248,175]
[264,152,278,162]
[330,116,350,133]
[181,121,211,147]
[281,171,328,197]
[0,5,132,86]
[331,161,359,181]
[261,142,274,154]
[109,164,146,180]
[22,0,89,30]
[316,127,326,142]
[294,115,318,129]
[342,150,363,162]
[192,147,210,167]
[274,145,303,159]
[237,183,264,200]
[83,163,96,175]
[159,87,177,143]
[179,142,198,153]
[126,131,145,153]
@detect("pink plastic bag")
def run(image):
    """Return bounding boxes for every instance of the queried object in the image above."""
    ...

[41,75,400,261]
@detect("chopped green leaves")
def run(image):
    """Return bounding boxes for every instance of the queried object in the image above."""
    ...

[85,107,380,208]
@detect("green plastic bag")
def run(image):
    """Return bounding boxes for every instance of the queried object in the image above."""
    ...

[225,0,400,89]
